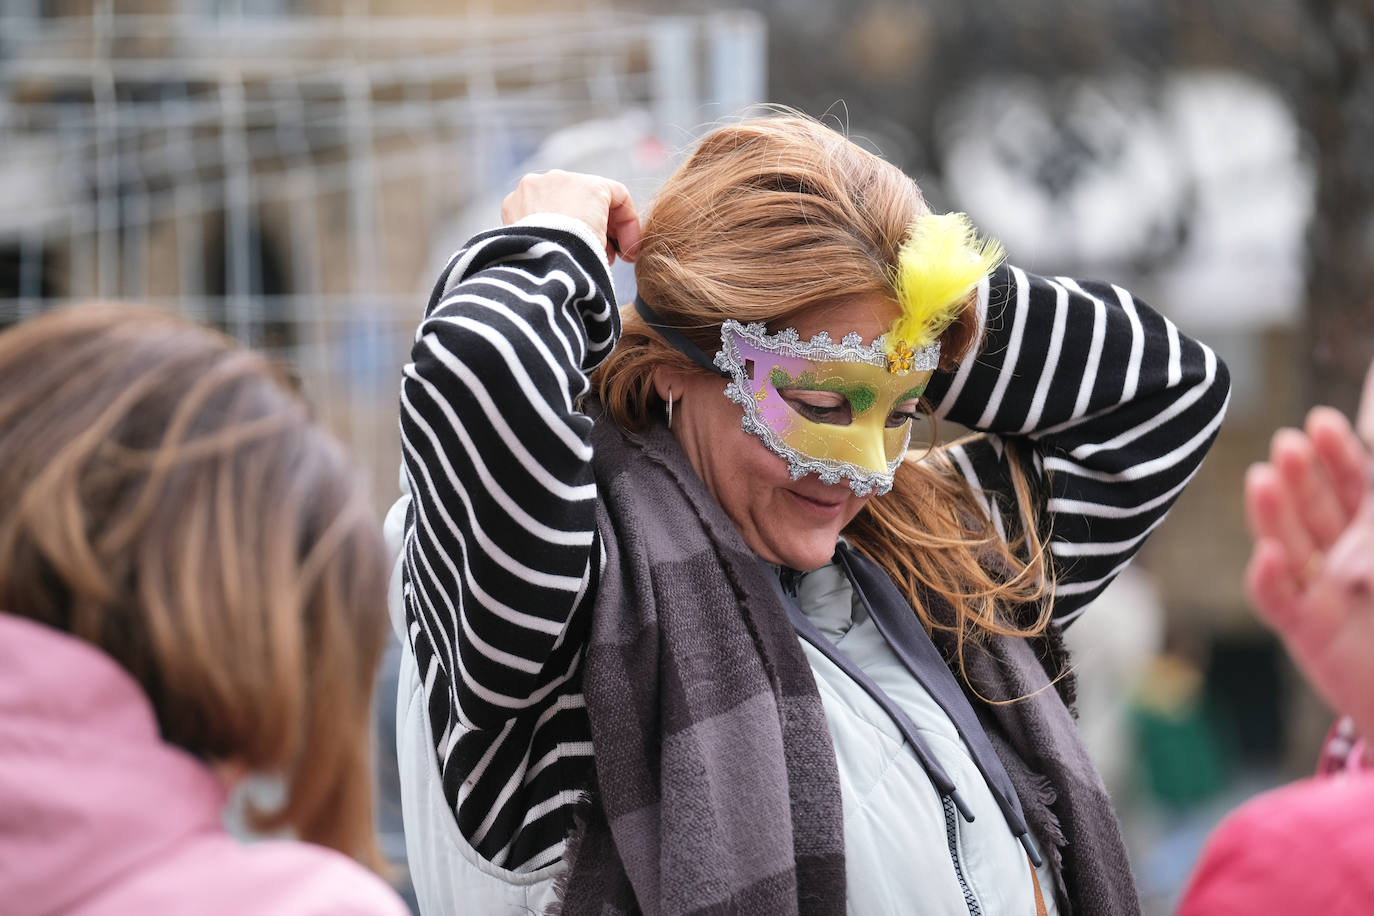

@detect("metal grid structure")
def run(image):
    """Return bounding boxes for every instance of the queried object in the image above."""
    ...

[0,2,765,509]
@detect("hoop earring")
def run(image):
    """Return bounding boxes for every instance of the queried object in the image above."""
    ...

[667,389,674,429]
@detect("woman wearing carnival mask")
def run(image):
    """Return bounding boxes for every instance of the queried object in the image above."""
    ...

[387,114,1229,915]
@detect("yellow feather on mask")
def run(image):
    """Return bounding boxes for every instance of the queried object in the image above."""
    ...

[887,212,1005,357]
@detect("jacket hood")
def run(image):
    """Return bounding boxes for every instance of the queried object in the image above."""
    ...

[0,612,226,914]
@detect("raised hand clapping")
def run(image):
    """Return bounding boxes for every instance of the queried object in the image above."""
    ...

[1245,361,1374,739]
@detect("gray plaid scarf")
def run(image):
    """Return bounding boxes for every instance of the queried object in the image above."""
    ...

[953,625,1141,914]
[556,412,846,916]
[558,411,1137,915]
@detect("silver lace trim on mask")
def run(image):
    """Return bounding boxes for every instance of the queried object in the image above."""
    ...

[713,321,935,497]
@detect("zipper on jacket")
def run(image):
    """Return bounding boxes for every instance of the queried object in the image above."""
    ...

[943,795,982,916]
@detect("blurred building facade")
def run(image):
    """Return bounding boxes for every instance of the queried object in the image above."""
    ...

[0,0,764,510]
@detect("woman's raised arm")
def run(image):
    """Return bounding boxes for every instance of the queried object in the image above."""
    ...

[400,173,637,732]
[925,264,1231,623]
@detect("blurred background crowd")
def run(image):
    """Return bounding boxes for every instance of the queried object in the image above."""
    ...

[2,1,1371,913]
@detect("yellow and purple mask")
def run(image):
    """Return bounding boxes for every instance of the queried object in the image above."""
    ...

[637,211,1004,498]
[714,321,938,496]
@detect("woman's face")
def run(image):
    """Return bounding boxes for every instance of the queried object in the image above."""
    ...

[665,293,902,571]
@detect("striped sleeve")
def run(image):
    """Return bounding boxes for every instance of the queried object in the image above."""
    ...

[924,264,1231,624]
[399,218,612,869]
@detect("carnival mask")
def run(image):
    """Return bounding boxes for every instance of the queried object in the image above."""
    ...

[636,211,1005,498]
[714,321,937,496]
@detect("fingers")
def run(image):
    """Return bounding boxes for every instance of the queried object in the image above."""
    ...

[1272,426,1349,548]
[1307,406,1370,520]
[499,171,641,265]
[1245,536,1300,629]
[604,180,642,262]
[1252,408,1369,559]
[1246,460,1319,566]
[1248,407,1374,678]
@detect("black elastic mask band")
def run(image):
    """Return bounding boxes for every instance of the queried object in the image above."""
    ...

[633,294,730,378]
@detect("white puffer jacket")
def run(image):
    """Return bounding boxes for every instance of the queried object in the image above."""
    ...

[388,495,1056,915]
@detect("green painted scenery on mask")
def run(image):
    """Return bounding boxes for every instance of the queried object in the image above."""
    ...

[768,368,878,413]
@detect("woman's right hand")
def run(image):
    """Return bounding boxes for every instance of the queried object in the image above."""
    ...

[501,170,642,265]
[1245,360,1374,739]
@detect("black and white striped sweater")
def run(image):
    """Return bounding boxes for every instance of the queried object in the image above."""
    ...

[398,216,1230,874]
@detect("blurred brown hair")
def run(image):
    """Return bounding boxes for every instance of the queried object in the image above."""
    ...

[0,303,388,866]
[593,112,1052,671]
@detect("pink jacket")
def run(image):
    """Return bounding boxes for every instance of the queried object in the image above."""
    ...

[0,613,409,916]
[1176,771,1374,915]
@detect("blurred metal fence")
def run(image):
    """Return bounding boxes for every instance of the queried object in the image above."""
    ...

[0,3,765,511]
[2,8,764,907]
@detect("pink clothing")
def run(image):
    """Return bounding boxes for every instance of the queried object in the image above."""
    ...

[1176,772,1374,915]
[0,613,409,916]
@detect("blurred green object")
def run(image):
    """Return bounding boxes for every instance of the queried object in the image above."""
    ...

[1131,654,1228,807]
